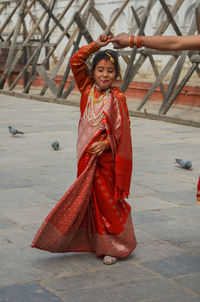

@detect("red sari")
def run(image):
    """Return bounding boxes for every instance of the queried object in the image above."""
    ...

[31,42,137,258]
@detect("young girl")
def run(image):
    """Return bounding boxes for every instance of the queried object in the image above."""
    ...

[31,34,137,265]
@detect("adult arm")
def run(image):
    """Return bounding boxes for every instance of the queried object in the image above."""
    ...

[111,32,200,51]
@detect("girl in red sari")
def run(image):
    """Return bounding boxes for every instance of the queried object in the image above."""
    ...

[31,35,137,265]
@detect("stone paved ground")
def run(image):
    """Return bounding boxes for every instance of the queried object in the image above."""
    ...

[0,93,200,302]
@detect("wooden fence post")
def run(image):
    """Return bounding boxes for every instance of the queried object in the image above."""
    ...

[0,0,199,117]
[136,56,178,111]
[130,5,166,98]
[40,0,93,95]
[0,1,49,88]
[121,0,156,92]
[159,17,197,114]
[195,0,200,33]
[135,0,185,111]
[56,33,82,98]
[23,0,56,93]
[161,59,200,115]
[0,0,26,89]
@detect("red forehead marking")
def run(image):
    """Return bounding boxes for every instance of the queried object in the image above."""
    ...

[103,59,108,65]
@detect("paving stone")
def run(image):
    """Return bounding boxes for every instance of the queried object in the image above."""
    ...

[150,180,197,194]
[0,170,57,189]
[132,152,187,176]
[3,205,54,226]
[131,240,185,263]
[31,183,70,201]
[44,170,76,187]
[0,188,56,209]
[133,174,183,188]
[70,251,144,269]
[133,210,174,225]
[132,160,176,176]
[63,252,111,269]
[133,174,195,193]
[134,227,160,243]
[162,206,200,223]
[137,219,199,244]
[143,295,200,302]
[143,254,200,278]
[0,247,88,287]
[179,241,200,257]
[173,272,200,295]
[42,263,158,293]
[133,195,178,211]
[1,93,200,302]
[130,183,157,196]
[0,217,15,230]
[23,223,44,237]
[0,228,30,249]
[153,188,197,205]
[55,278,190,302]
[0,283,62,302]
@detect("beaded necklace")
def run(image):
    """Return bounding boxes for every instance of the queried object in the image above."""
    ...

[84,84,109,129]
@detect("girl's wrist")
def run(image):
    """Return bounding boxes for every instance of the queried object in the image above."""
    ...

[88,41,101,53]
[94,40,102,49]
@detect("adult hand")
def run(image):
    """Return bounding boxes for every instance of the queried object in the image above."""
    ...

[89,141,106,156]
[110,32,129,49]
[95,34,113,48]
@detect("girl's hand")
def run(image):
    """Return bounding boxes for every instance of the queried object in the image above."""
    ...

[109,32,129,49]
[89,141,106,156]
[95,34,113,48]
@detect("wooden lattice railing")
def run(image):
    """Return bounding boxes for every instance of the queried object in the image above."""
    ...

[0,0,200,115]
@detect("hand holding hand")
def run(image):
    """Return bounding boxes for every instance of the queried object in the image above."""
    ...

[95,34,113,48]
[89,141,106,156]
[109,32,129,49]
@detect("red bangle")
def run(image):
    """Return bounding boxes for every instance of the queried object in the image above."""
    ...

[129,35,144,48]
[136,36,143,48]
[129,35,135,47]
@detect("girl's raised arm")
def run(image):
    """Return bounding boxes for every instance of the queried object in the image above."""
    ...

[70,42,99,94]
[70,35,112,93]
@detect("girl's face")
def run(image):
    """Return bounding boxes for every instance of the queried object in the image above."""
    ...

[93,59,116,91]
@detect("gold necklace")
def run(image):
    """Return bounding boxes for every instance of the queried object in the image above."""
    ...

[92,91,106,103]
[84,85,109,129]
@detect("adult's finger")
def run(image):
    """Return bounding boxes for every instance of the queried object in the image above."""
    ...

[113,44,121,49]
[107,38,116,43]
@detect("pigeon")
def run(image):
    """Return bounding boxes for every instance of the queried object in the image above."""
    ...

[175,159,192,170]
[51,140,60,150]
[8,126,24,136]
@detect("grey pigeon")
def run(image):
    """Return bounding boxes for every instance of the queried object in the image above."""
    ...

[8,126,24,136]
[175,158,192,170]
[51,140,60,150]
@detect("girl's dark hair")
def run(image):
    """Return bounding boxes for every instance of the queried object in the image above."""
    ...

[91,49,121,79]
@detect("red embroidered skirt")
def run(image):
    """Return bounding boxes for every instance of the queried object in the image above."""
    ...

[31,151,137,258]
